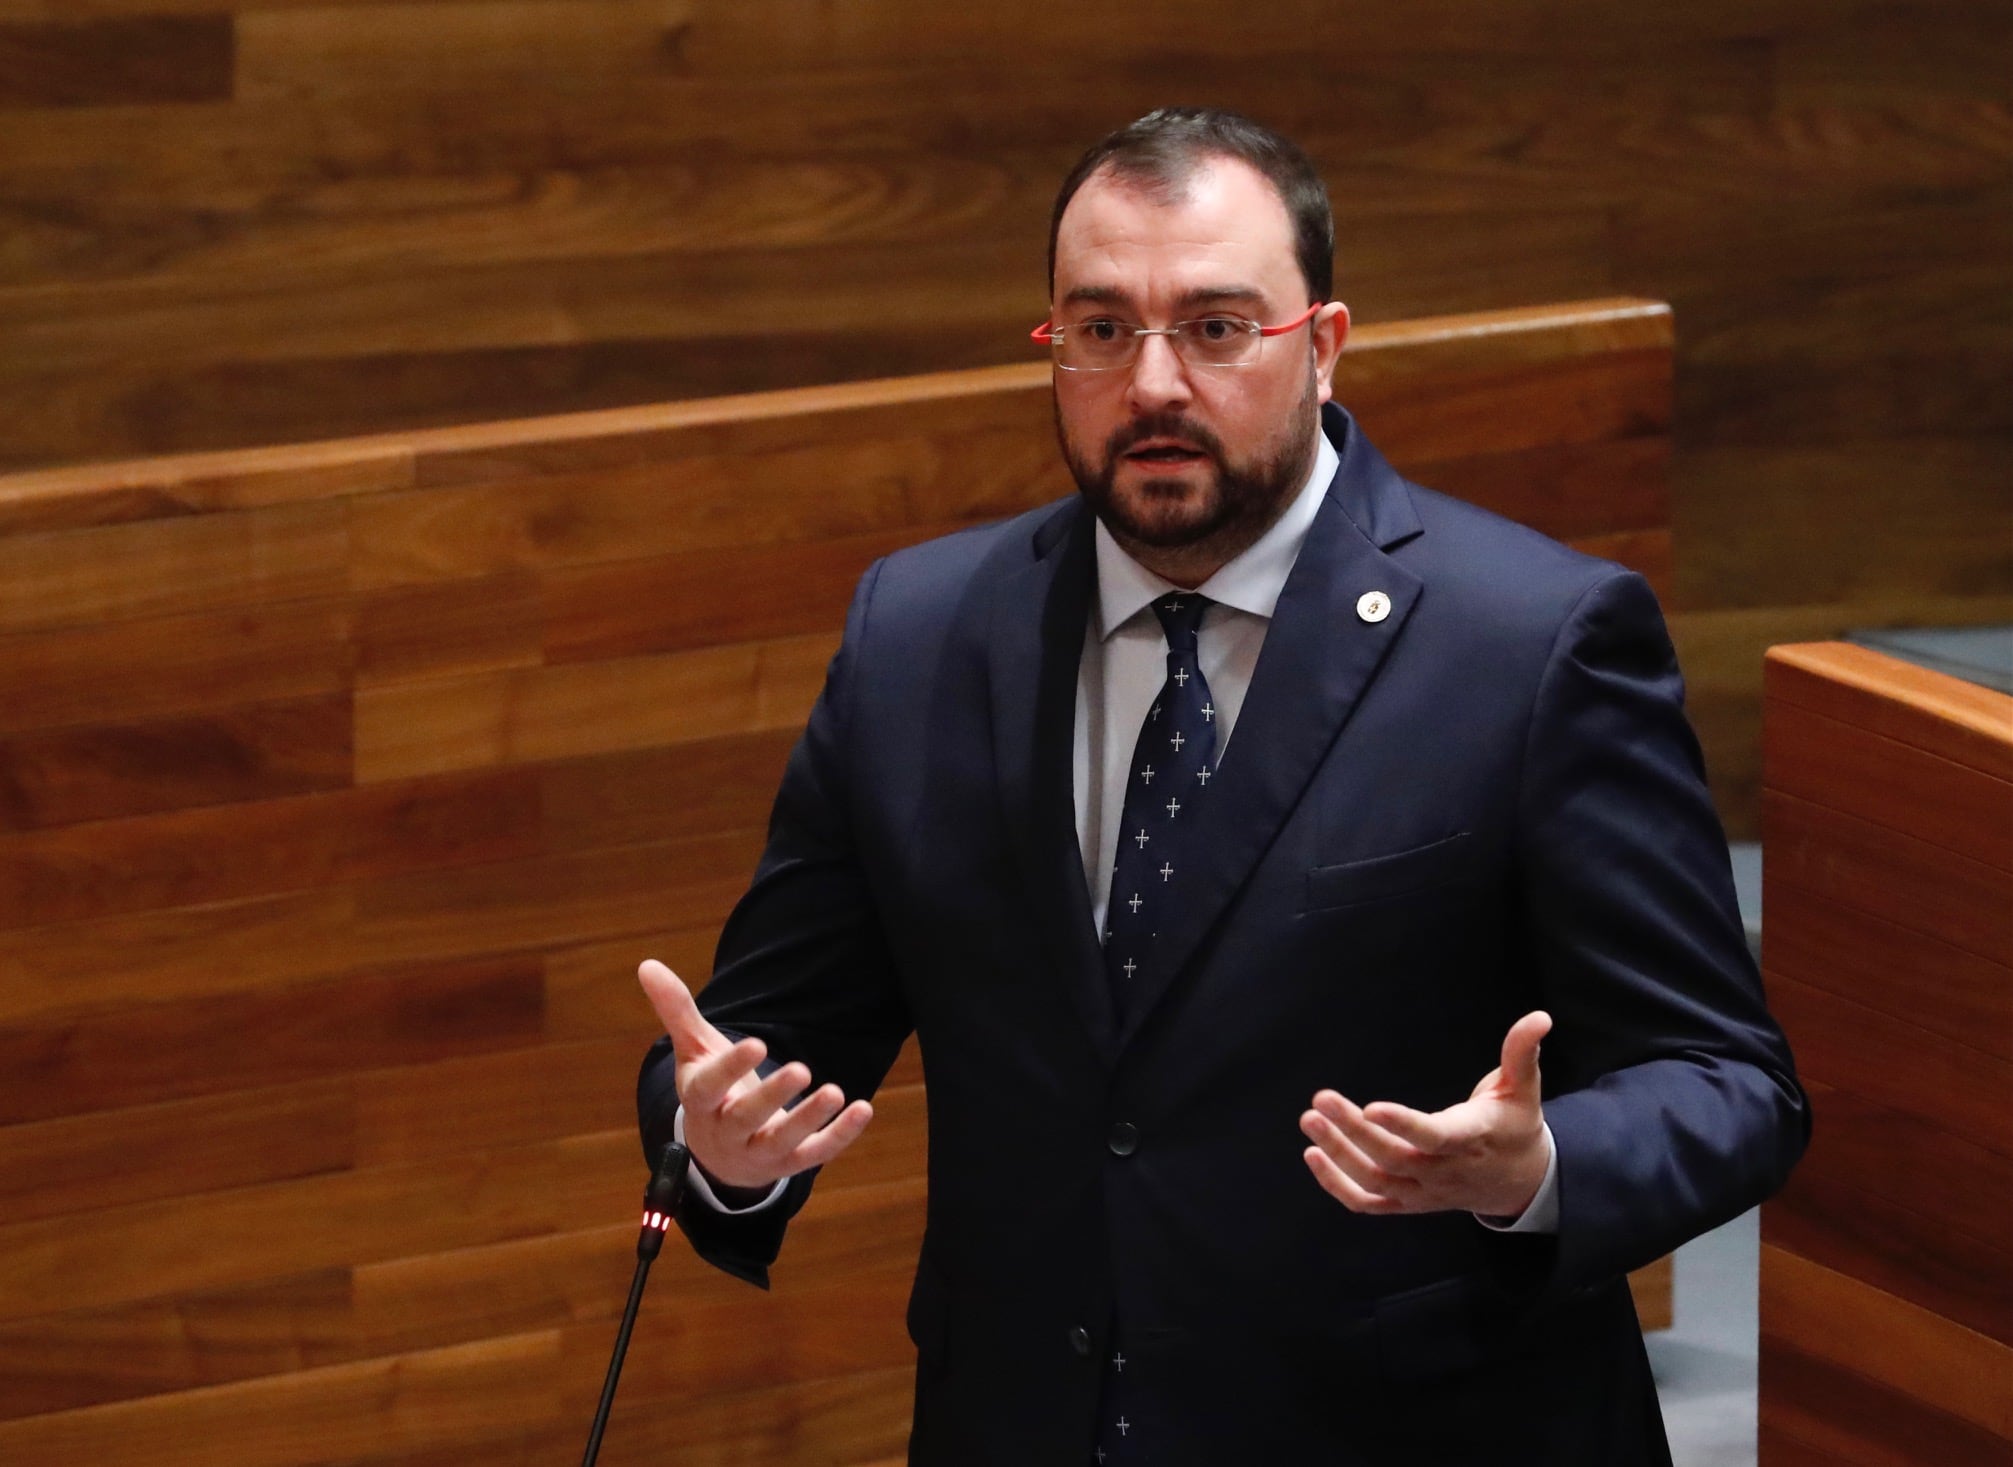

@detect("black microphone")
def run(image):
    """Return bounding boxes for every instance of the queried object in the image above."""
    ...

[582,1141,690,1467]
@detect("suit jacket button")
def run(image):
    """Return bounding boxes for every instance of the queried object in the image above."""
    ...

[1068,1325,1092,1356]
[1108,1122,1139,1156]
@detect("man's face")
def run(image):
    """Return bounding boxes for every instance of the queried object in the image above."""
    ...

[1049,156,1348,563]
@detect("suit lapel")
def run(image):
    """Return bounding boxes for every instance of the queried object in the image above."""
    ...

[988,502,1115,1059]
[1117,406,1426,1049]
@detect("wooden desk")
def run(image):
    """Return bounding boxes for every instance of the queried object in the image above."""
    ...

[1758,641,2013,1465]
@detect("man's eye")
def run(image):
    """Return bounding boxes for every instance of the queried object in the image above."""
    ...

[1192,317,1245,342]
[1081,319,1126,343]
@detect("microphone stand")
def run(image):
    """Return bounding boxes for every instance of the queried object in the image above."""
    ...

[582,1142,690,1467]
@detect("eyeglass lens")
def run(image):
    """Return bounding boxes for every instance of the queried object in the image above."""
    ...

[1059,319,1260,371]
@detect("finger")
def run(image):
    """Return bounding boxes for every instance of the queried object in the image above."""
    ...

[1302,1108,1415,1200]
[1499,1010,1553,1099]
[1360,1099,1487,1155]
[720,1060,813,1134]
[1314,1091,1434,1173]
[1303,1145,1406,1214]
[681,1035,768,1113]
[779,1098,875,1172]
[638,960,723,1066]
[752,1081,847,1156]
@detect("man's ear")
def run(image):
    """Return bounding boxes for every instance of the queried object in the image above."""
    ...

[1312,301,1351,406]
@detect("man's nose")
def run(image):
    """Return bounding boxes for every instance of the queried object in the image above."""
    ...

[1124,332,1192,415]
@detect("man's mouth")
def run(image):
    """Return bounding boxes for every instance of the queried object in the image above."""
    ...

[1123,440,1208,466]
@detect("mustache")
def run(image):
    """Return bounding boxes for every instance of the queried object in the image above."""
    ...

[1105,414,1227,461]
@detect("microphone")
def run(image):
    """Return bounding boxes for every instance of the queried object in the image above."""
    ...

[637,1140,688,1262]
[582,1141,690,1467]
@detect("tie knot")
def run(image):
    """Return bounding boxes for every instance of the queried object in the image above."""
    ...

[1152,592,1210,652]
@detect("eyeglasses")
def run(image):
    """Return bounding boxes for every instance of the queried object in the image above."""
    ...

[1031,302,1323,372]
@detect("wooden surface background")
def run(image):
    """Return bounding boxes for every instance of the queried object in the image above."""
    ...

[0,300,1674,1464]
[1757,642,2013,1465]
[2,0,2011,833]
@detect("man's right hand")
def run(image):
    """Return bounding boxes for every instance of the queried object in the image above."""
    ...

[638,959,876,1193]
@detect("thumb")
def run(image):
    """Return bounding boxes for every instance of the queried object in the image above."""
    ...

[638,960,721,1065]
[1499,1010,1552,1101]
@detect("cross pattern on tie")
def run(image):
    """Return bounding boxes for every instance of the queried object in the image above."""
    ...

[1103,593,1216,1027]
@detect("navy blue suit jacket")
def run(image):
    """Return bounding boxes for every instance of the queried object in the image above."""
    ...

[639,403,1807,1464]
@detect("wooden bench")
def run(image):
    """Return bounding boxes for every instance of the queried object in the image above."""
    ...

[0,297,1674,1466]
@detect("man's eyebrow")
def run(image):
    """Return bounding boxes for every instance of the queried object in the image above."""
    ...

[1056,284,1273,312]
[1059,284,1132,309]
[1173,286,1269,311]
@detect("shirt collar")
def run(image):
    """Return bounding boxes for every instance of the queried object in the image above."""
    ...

[1093,427,1339,640]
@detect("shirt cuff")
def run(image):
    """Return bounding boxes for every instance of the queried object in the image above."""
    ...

[674,1105,790,1215]
[1474,1120,1559,1234]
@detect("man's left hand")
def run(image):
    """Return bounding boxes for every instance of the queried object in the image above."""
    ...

[1301,1010,1553,1219]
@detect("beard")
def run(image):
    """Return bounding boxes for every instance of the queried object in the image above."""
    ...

[1057,375,1320,561]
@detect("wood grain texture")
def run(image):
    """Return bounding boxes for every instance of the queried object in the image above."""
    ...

[1766,641,2013,785]
[1763,887,2013,1064]
[0,501,347,634]
[0,770,543,930]
[1766,704,2013,873]
[354,573,545,688]
[352,635,837,783]
[1759,643,2013,1464]
[0,599,352,737]
[0,1079,356,1225]
[0,955,549,1124]
[0,1331,565,1467]
[0,1131,639,1323]
[0,16,232,109]
[1760,1342,2013,1467]
[0,1179,926,1419]
[0,442,414,536]
[0,694,354,832]
[538,732,795,856]
[1766,1161,2013,1352]
[1765,791,2013,977]
[0,303,1673,1459]
[1764,970,2011,1152]
[1761,1246,2013,1441]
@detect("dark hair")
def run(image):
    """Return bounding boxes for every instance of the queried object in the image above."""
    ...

[1047,107,1335,303]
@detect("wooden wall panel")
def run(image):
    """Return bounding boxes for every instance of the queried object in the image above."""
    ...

[1760,1343,2013,1467]
[0,771,544,928]
[0,695,355,831]
[0,955,549,1123]
[0,0,2006,830]
[350,635,837,783]
[0,600,354,737]
[0,17,234,109]
[0,303,1676,1463]
[0,501,348,633]
[1759,642,2013,1465]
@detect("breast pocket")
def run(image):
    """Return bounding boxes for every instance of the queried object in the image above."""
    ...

[1303,832,1473,914]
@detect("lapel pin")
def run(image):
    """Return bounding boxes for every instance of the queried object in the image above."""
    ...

[1356,591,1391,624]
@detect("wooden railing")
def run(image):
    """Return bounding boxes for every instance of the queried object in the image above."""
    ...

[0,298,1674,1465]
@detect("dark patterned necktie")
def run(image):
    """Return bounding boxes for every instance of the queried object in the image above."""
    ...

[1103,592,1217,1026]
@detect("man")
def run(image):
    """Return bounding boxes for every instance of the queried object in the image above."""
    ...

[637,108,1807,1464]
